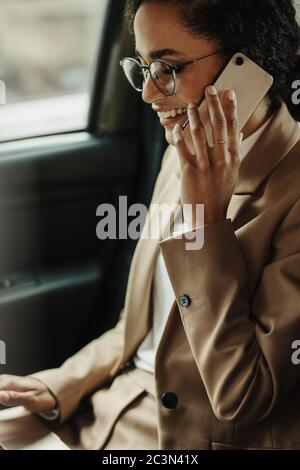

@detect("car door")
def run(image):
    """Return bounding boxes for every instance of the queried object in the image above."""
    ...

[0,0,167,376]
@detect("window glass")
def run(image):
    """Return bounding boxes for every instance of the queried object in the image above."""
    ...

[0,0,108,141]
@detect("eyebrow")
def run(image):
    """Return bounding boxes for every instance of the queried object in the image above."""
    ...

[135,48,187,60]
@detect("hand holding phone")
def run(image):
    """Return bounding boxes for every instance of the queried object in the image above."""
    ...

[182,52,273,154]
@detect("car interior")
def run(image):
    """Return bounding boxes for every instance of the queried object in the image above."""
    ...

[0,0,168,377]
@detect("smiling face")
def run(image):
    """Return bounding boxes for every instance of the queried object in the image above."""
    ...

[134,2,227,145]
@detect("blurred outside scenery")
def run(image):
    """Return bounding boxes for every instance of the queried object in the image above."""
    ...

[0,0,108,141]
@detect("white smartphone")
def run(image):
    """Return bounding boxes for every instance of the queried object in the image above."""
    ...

[182,52,274,153]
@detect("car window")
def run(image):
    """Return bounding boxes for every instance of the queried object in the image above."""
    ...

[0,0,109,142]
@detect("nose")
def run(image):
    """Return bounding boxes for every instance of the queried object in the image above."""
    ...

[142,74,165,104]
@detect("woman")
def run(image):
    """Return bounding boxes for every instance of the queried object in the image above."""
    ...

[1,0,300,450]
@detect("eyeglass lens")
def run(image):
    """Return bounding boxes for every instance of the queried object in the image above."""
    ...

[122,59,175,95]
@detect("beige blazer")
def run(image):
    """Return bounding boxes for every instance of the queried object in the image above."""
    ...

[33,99,300,450]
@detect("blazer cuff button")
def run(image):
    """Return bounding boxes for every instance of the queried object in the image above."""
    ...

[179,294,191,307]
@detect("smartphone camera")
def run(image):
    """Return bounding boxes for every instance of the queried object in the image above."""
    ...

[235,56,244,66]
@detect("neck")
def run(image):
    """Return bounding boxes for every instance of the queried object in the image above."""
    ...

[242,95,274,139]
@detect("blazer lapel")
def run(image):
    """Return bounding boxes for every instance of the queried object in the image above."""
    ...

[119,171,181,363]
[235,100,300,195]
[228,100,300,223]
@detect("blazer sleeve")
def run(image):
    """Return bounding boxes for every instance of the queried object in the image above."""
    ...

[158,197,300,425]
[29,308,126,425]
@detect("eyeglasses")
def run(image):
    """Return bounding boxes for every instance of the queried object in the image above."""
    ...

[119,50,224,96]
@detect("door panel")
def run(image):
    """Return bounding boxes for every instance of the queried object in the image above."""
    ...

[0,132,139,374]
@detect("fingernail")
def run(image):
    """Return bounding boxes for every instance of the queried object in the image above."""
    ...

[207,85,217,95]
[228,90,235,101]
[240,132,243,144]
[188,102,197,110]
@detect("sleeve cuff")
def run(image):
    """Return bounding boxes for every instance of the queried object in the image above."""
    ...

[172,221,205,237]
[38,404,61,421]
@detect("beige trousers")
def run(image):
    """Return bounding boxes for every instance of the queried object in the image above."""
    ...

[55,365,160,450]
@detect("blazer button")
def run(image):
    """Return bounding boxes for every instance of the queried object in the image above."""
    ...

[161,392,178,409]
[179,294,191,307]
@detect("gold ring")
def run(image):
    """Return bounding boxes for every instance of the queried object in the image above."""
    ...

[213,139,227,144]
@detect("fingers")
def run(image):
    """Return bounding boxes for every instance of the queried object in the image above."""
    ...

[0,374,39,409]
[0,390,36,408]
[186,103,210,168]
[0,374,36,392]
[0,374,57,412]
[222,89,241,165]
[172,103,210,170]
[172,122,195,170]
[172,86,242,170]
[205,85,228,165]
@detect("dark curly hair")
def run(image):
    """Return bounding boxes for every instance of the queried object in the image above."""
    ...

[125,0,300,121]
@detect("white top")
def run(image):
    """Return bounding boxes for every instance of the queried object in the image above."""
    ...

[133,209,188,372]
[132,110,274,374]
